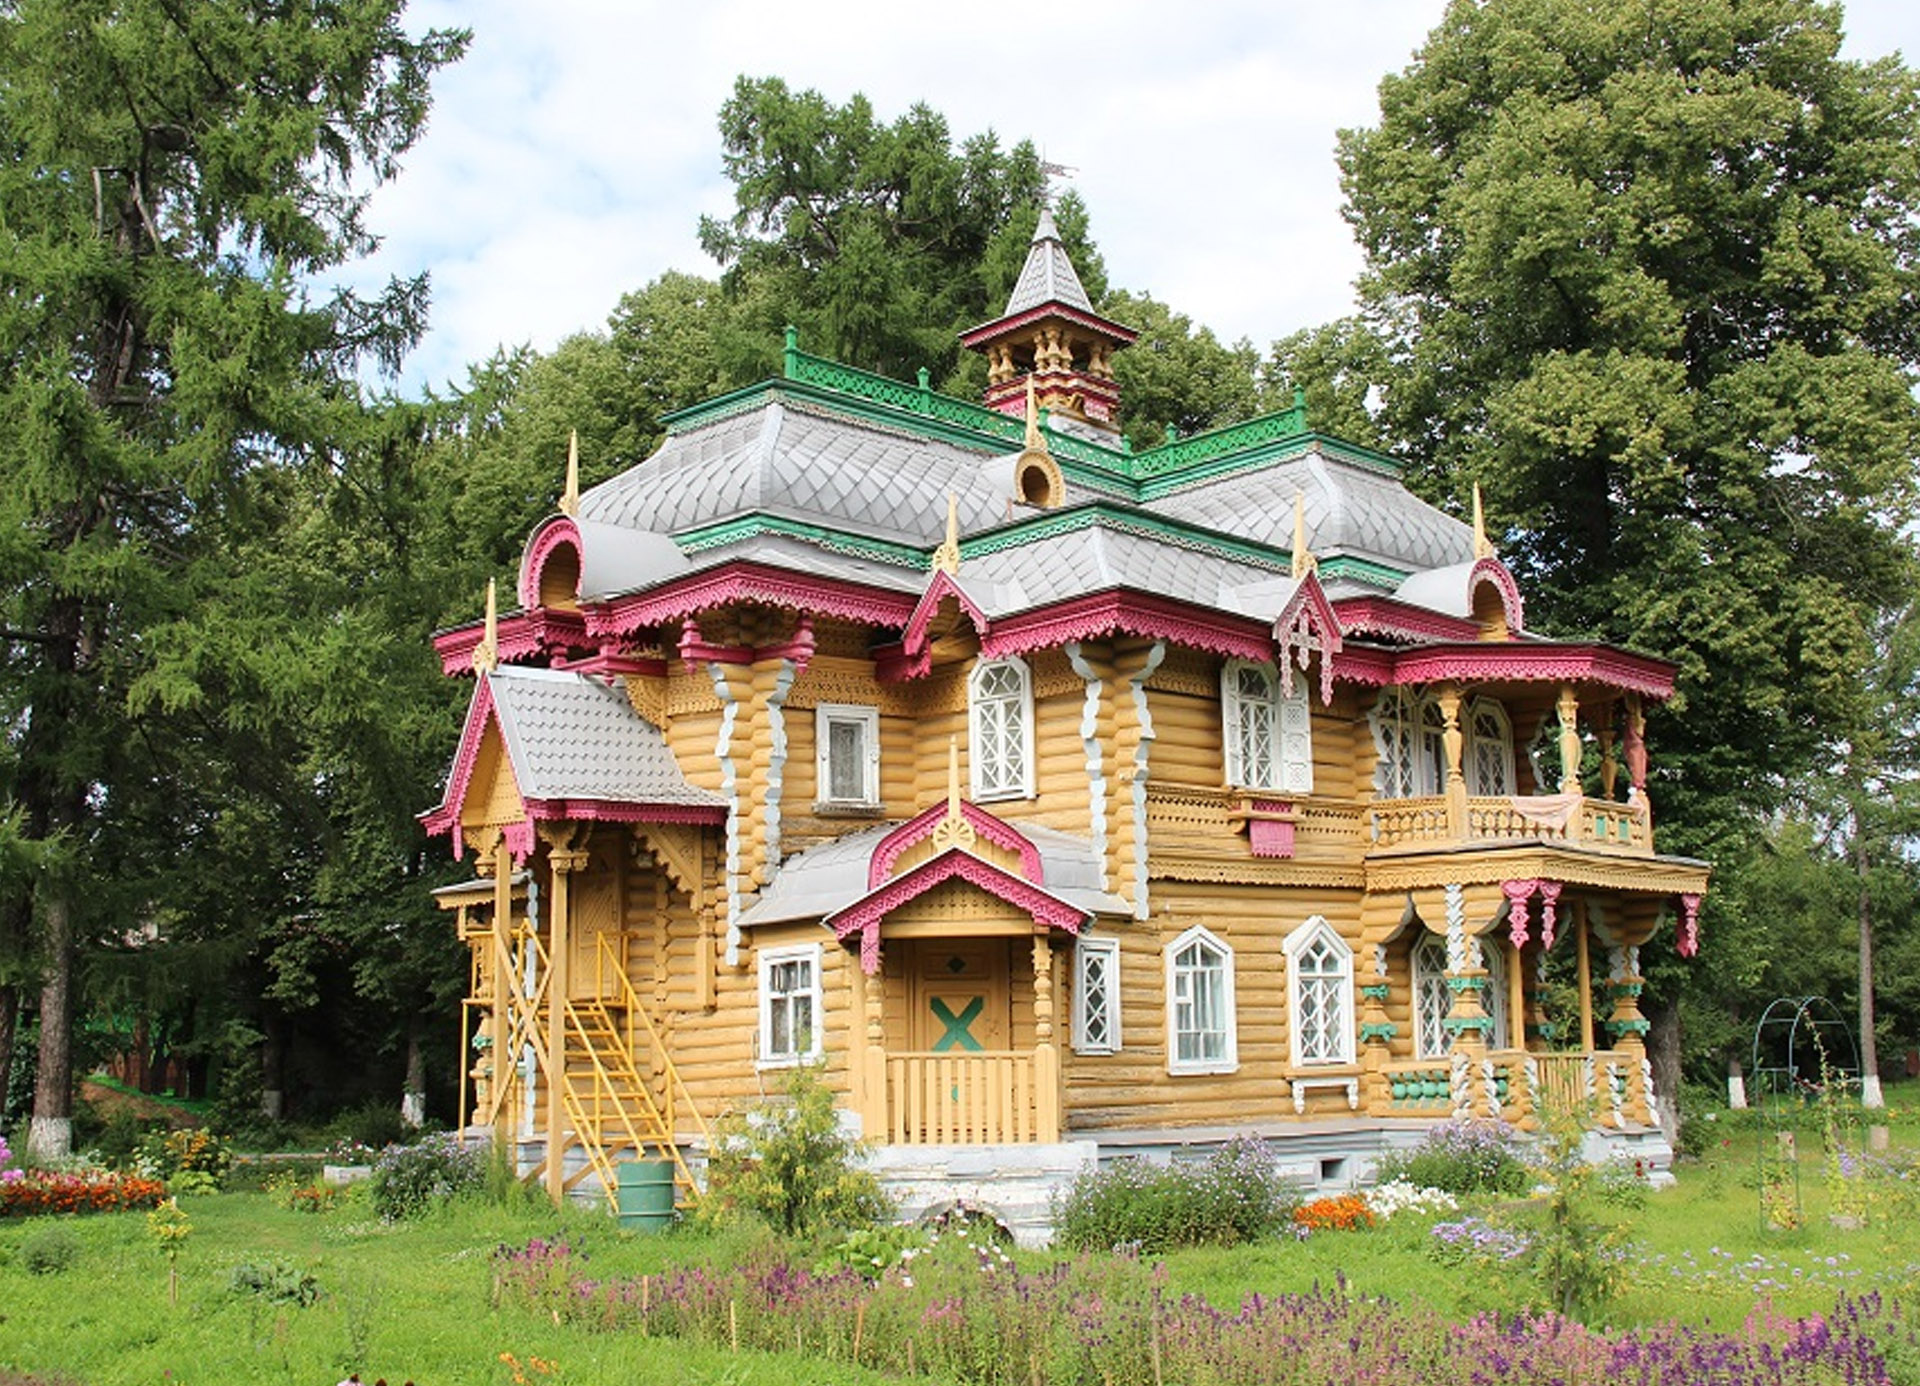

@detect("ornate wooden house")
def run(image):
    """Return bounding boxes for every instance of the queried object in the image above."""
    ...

[423,212,1709,1236]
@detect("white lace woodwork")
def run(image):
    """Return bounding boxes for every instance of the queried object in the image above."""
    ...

[1072,935,1121,1053]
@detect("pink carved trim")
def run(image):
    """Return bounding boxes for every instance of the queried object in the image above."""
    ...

[1272,573,1345,705]
[419,677,504,851]
[1503,879,1538,950]
[871,640,930,684]
[679,613,817,674]
[832,850,1089,975]
[588,563,918,640]
[1469,557,1525,634]
[1332,596,1481,645]
[501,818,536,864]
[558,652,667,679]
[959,303,1139,349]
[902,571,991,659]
[435,609,593,676]
[1331,645,1397,687]
[981,592,1273,665]
[983,370,1122,415]
[869,801,1043,888]
[519,516,584,609]
[1678,892,1703,958]
[522,798,725,826]
[1387,645,1676,699]
[1538,880,1562,950]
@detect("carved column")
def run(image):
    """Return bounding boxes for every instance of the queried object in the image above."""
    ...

[1624,694,1649,804]
[1032,936,1061,1142]
[539,825,589,1203]
[1605,943,1652,1127]
[1442,885,1494,1118]
[1437,683,1467,840]
[1357,942,1396,1118]
[1556,684,1583,796]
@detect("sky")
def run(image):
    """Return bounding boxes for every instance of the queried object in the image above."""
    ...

[345,0,1920,396]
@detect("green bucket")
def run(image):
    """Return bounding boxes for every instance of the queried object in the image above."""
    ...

[614,1159,676,1232]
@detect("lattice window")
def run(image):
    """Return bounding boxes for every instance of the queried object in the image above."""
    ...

[1467,699,1515,797]
[1418,697,1449,795]
[1166,925,1236,1073]
[1413,933,1509,1058]
[758,945,821,1065]
[815,704,880,807]
[969,658,1033,800]
[1073,935,1122,1054]
[1370,688,1419,798]
[1286,917,1353,1067]
[1223,659,1312,793]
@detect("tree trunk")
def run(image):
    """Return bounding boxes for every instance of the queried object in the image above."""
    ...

[1857,834,1884,1108]
[1644,995,1683,1145]
[0,983,17,1119]
[401,1017,426,1128]
[28,890,74,1160]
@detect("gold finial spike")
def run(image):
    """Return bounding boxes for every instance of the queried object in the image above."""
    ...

[471,578,500,674]
[560,429,580,517]
[1290,491,1317,580]
[1024,376,1043,451]
[932,735,977,852]
[932,492,961,574]
[1472,482,1496,560]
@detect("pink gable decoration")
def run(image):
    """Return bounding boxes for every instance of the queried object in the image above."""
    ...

[869,801,1042,888]
[1271,572,1345,706]
[1503,878,1538,949]
[831,851,1088,974]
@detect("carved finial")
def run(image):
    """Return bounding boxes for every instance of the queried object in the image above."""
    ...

[931,736,977,852]
[560,430,580,518]
[471,579,500,674]
[1024,376,1043,452]
[1291,491,1317,580]
[1472,483,1496,561]
[932,492,961,575]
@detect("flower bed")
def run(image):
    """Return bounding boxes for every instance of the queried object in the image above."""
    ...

[0,1170,168,1217]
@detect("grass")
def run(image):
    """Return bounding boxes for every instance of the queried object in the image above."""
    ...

[1,1127,1917,1384]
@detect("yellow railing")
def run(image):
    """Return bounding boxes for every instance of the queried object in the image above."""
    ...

[587,934,711,1203]
[1370,795,1650,853]
[883,1051,1037,1145]
[1524,1050,1631,1127]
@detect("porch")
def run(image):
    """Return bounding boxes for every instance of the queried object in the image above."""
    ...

[1377,1048,1645,1129]
[1368,793,1650,854]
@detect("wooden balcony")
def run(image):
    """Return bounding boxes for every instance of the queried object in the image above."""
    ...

[1368,794,1650,855]
[874,1049,1058,1145]
[1380,1049,1638,1129]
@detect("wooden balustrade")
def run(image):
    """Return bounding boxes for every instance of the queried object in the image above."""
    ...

[1381,1058,1453,1112]
[883,1051,1043,1145]
[1369,795,1650,854]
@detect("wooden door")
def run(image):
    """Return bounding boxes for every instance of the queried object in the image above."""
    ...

[909,939,1012,1053]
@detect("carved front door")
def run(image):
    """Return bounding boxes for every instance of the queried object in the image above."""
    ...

[910,940,1011,1052]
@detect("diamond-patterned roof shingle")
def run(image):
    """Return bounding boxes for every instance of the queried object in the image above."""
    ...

[488,666,723,808]
[1004,207,1095,316]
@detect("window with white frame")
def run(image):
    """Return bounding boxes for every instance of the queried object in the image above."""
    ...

[1371,688,1419,798]
[1285,917,1353,1067]
[757,944,822,1065]
[1417,697,1449,794]
[1166,925,1236,1073]
[1412,934,1508,1058]
[969,657,1034,800]
[815,704,880,808]
[1222,659,1313,794]
[1072,935,1122,1054]
[1467,699,1515,797]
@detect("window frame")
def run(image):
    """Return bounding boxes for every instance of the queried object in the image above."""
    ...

[757,943,823,1068]
[968,656,1035,801]
[1412,932,1509,1058]
[1222,658,1313,794]
[1284,916,1354,1068]
[1072,934,1123,1055]
[1165,925,1237,1075]
[814,703,881,809]
[1370,687,1419,799]
[1466,698,1516,797]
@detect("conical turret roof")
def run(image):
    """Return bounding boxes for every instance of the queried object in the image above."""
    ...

[1004,207,1094,315]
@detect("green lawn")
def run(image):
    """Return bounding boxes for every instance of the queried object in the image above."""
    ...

[2,1132,1917,1385]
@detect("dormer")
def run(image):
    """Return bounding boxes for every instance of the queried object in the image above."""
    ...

[958,207,1137,436]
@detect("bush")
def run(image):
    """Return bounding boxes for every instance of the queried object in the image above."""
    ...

[368,1133,483,1221]
[228,1258,321,1306]
[133,1128,233,1189]
[20,1224,80,1276]
[1376,1119,1529,1196]
[1055,1137,1298,1252]
[703,1064,890,1239]
[323,1100,412,1154]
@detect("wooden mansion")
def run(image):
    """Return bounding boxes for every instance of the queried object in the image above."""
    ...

[423,211,1710,1237]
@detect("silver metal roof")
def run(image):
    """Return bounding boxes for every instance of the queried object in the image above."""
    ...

[1004,207,1095,316]
[487,666,723,808]
[961,522,1287,617]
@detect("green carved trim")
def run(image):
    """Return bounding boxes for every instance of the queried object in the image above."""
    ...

[1129,407,1309,480]
[1608,980,1646,998]
[676,515,931,569]
[1443,1015,1495,1036]
[1606,1018,1652,1038]
[1358,984,1392,1002]
[959,502,1292,573]
[1318,554,1411,588]
[1444,975,1489,994]
[1359,1022,1398,1043]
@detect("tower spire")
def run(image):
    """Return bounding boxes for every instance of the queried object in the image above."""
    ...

[1291,492,1317,580]
[471,579,500,674]
[560,429,580,517]
[1472,483,1497,561]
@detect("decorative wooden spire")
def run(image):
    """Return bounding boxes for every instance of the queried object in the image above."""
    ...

[931,736,977,852]
[560,429,580,517]
[932,492,961,574]
[1291,492,1317,580]
[471,579,500,674]
[1472,483,1496,561]
[1024,376,1043,451]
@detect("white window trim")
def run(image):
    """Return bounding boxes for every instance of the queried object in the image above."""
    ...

[756,943,823,1068]
[1284,915,1354,1068]
[1072,935,1122,1055]
[1466,698,1516,798]
[968,656,1035,801]
[814,703,881,808]
[1165,924,1238,1075]
[1220,659,1314,794]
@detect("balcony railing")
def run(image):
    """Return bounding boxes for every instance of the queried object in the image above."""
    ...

[1380,1049,1635,1130]
[1369,794,1650,854]
[882,1050,1046,1145]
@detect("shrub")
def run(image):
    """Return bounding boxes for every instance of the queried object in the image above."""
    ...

[0,1169,168,1217]
[1376,1119,1529,1195]
[20,1224,80,1276]
[1055,1137,1297,1252]
[368,1133,483,1221]
[228,1258,321,1306]
[133,1128,233,1188]
[703,1064,890,1239]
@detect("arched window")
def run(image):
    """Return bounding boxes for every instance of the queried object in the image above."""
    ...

[1285,917,1353,1067]
[968,657,1034,800]
[1412,933,1509,1058]
[1370,689,1419,798]
[1417,698,1449,794]
[1467,699,1515,796]
[1165,925,1236,1073]
[1222,659,1312,794]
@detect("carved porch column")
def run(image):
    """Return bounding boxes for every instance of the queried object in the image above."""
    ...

[1556,684,1583,796]
[1437,683,1467,840]
[1442,885,1495,1118]
[539,824,589,1203]
[1605,943,1653,1128]
[1032,936,1062,1142]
